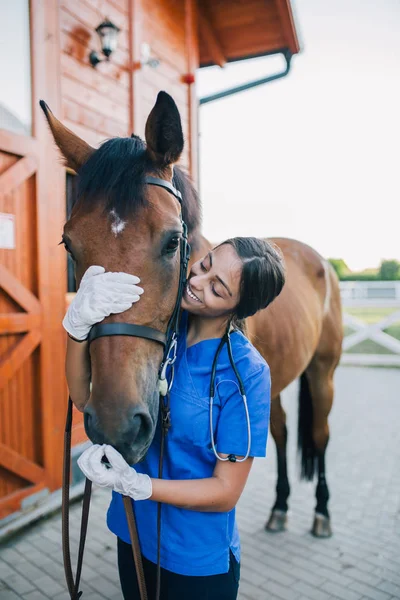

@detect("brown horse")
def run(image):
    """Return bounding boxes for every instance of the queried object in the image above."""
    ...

[41,92,342,537]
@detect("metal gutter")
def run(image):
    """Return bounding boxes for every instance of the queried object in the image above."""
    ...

[199,49,292,105]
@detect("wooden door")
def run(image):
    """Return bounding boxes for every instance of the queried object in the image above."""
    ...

[0,0,66,520]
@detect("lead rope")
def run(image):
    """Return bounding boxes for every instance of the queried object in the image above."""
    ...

[62,397,148,600]
[62,397,92,600]
[122,498,148,600]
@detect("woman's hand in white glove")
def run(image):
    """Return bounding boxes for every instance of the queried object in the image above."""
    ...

[63,266,143,341]
[77,444,152,501]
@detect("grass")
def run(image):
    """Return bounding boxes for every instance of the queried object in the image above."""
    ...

[344,307,399,324]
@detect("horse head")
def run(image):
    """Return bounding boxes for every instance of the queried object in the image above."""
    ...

[41,92,200,464]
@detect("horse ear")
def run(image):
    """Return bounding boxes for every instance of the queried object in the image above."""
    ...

[145,92,184,166]
[39,100,94,172]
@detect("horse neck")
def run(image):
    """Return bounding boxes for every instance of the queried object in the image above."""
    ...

[188,231,212,265]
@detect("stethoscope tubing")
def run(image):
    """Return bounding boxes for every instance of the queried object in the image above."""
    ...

[209,331,251,462]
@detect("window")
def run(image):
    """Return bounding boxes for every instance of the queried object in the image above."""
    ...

[0,0,32,136]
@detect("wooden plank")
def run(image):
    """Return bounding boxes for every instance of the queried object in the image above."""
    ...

[0,329,42,392]
[198,3,226,68]
[0,266,42,314]
[0,443,46,484]
[62,98,128,138]
[0,157,37,197]
[141,71,187,107]
[82,0,129,31]
[108,0,129,15]
[0,482,46,520]
[0,131,39,157]
[185,0,199,185]
[33,0,69,492]
[62,74,129,127]
[129,0,144,135]
[60,2,130,53]
[60,30,130,83]
[63,118,107,147]
[61,53,130,107]
[0,313,42,335]
[210,0,278,27]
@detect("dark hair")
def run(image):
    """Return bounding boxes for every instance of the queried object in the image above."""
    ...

[219,237,286,323]
[76,135,201,235]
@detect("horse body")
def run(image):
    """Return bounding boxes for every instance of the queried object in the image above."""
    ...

[248,238,343,536]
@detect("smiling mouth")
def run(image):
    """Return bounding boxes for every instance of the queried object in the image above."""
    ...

[186,281,202,303]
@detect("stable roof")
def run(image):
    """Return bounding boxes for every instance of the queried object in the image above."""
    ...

[198,0,300,68]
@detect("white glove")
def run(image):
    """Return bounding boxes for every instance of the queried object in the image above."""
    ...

[77,444,152,501]
[63,265,143,341]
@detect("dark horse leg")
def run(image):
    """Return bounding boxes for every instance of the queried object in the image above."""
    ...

[300,353,338,537]
[265,394,290,532]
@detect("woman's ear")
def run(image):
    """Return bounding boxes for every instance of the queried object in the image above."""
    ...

[145,91,184,167]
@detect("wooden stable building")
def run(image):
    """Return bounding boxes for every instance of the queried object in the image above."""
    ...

[0,0,299,526]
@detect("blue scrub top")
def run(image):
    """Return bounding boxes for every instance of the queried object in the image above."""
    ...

[107,311,271,576]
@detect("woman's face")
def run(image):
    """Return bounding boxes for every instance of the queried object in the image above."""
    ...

[181,244,242,317]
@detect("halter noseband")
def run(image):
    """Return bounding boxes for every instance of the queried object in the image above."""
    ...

[87,175,190,391]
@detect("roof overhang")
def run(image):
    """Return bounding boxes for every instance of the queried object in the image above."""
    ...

[198,0,300,69]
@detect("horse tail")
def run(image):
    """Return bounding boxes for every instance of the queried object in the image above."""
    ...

[297,372,317,481]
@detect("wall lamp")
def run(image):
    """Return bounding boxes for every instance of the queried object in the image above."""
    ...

[89,19,120,68]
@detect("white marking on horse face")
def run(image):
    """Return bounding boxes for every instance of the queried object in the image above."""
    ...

[109,209,127,237]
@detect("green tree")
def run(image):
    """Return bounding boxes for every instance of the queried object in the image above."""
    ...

[379,260,400,280]
[328,258,350,279]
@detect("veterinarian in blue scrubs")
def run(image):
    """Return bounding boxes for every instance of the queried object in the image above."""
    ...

[68,237,285,600]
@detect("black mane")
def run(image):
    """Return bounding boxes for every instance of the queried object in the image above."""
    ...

[76,135,201,236]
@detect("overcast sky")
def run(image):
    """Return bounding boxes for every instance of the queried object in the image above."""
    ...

[197,0,400,271]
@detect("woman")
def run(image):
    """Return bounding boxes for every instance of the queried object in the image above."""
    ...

[66,237,285,600]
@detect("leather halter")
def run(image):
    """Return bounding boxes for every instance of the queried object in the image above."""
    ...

[87,175,188,358]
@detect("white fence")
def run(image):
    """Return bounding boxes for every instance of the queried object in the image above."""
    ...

[339,281,400,367]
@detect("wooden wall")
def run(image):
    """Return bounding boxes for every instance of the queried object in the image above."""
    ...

[59,0,198,173]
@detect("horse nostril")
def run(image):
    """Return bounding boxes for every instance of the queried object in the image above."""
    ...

[125,409,153,448]
[84,405,104,444]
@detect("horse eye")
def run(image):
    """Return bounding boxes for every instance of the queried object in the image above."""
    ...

[164,236,180,255]
[59,238,75,260]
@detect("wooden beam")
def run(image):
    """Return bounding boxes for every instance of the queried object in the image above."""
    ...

[0,329,42,392]
[185,0,200,186]
[0,265,42,314]
[129,0,143,136]
[0,443,46,484]
[0,313,42,335]
[198,3,226,68]
[275,0,301,55]
[0,483,46,520]
[0,156,37,197]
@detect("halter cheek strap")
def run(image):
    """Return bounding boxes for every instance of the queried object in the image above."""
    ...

[87,175,189,363]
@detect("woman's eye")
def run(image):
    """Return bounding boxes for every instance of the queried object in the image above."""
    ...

[211,284,221,298]
[165,236,180,254]
[200,262,207,272]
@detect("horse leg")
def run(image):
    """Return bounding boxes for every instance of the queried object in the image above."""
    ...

[303,357,336,537]
[265,394,290,532]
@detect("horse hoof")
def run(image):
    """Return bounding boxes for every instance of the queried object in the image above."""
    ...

[311,513,332,538]
[265,509,288,533]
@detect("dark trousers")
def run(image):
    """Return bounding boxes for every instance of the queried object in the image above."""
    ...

[117,537,240,600]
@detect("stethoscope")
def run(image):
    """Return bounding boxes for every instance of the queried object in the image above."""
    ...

[209,329,251,463]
